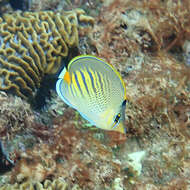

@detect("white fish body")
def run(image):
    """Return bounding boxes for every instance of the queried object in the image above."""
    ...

[56,55,127,133]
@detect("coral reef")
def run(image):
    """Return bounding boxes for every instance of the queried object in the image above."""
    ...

[0,0,13,15]
[7,108,124,189]
[28,0,102,16]
[1,0,190,190]
[0,177,81,190]
[0,9,94,99]
[86,0,190,189]
[0,91,34,140]
[0,140,14,175]
[29,0,60,11]
[183,40,190,66]
[89,0,190,64]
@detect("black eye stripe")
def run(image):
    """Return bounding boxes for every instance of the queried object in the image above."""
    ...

[114,113,121,123]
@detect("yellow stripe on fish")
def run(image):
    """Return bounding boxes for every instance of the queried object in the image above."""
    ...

[83,68,96,96]
[75,70,89,96]
[56,55,127,134]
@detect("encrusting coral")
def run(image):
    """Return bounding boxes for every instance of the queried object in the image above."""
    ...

[89,0,190,66]
[28,0,60,11]
[5,108,124,189]
[0,177,81,190]
[0,8,94,99]
[0,91,34,140]
[1,0,190,189]
[83,0,190,188]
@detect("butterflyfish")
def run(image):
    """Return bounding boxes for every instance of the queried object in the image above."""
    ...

[56,55,127,134]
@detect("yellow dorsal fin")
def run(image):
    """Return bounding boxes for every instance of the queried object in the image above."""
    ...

[64,71,71,84]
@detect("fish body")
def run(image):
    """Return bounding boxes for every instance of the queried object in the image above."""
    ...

[56,55,127,134]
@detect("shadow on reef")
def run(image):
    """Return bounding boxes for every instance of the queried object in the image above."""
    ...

[0,141,14,174]
[9,0,30,10]
[30,74,57,110]
[31,48,79,110]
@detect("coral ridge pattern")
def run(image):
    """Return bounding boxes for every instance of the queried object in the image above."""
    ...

[0,9,94,99]
[0,178,79,190]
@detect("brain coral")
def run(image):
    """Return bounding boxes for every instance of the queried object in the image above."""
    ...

[0,9,94,99]
[0,178,81,190]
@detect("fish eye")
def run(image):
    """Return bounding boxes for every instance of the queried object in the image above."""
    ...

[112,113,121,129]
[114,113,121,123]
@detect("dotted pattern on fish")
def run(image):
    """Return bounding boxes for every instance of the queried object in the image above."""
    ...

[56,55,127,133]
[0,9,94,99]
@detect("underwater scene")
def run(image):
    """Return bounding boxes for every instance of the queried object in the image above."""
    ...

[0,0,190,189]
